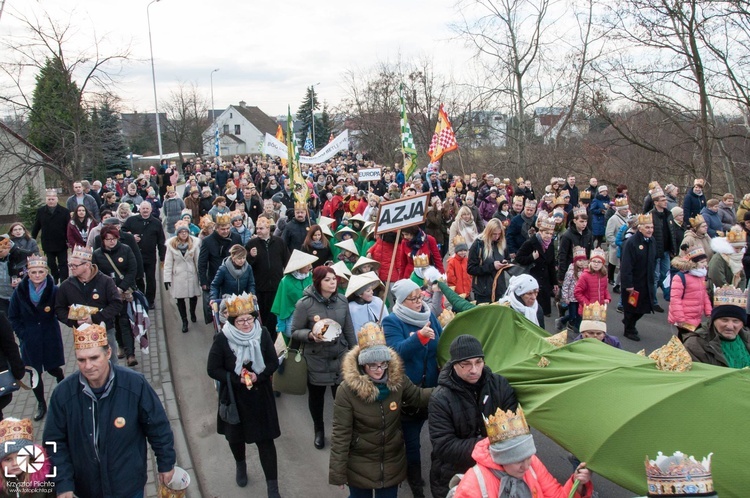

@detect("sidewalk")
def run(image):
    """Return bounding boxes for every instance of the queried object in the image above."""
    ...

[8,280,197,497]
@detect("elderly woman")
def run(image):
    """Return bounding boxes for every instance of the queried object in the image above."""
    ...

[329,323,431,498]
[515,217,558,321]
[8,256,65,421]
[291,265,356,450]
[7,222,39,255]
[206,293,280,495]
[498,274,545,327]
[346,272,389,334]
[164,220,202,333]
[381,279,443,498]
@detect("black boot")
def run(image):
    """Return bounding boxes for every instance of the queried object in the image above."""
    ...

[34,400,47,422]
[406,463,425,498]
[314,430,325,449]
[266,479,281,498]
[189,296,198,323]
[176,299,189,333]
[235,460,248,487]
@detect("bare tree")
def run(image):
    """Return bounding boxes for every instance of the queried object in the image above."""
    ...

[160,81,211,163]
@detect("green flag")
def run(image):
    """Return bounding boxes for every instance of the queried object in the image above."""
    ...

[400,83,418,180]
[286,106,308,204]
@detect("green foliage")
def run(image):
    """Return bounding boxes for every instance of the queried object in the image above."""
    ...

[128,113,157,155]
[316,104,334,148]
[295,87,321,147]
[18,183,42,230]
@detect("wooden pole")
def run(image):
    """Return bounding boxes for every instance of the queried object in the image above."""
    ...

[456,148,467,177]
[379,228,401,322]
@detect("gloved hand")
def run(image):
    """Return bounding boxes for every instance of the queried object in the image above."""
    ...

[164,282,171,290]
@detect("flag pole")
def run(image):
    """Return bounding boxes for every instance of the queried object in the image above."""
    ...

[456,147,467,177]
[379,228,401,322]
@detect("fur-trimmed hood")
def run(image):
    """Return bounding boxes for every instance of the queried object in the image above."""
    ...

[671,254,695,272]
[342,345,405,403]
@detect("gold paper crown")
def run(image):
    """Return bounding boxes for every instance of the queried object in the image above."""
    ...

[0,237,10,249]
[726,225,746,245]
[648,336,692,372]
[713,285,747,309]
[73,323,108,350]
[166,185,175,192]
[553,196,567,207]
[294,200,307,211]
[582,301,607,322]
[116,174,124,180]
[45,188,58,196]
[453,235,466,247]
[357,323,387,350]
[685,245,705,260]
[438,308,455,328]
[71,245,93,262]
[225,292,256,317]
[199,214,213,230]
[650,187,665,199]
[648,181,661,190]
[230,210,244,221]
[215,212,232,226]
[572,206,587,218]
[614,197,629,208]
[513,195,525,204]
[27,254,48,269]
[0,418,33,446]
[545,330,567,347]
[484,406,531,444]
[412,253,430,268]
[174,220,190,232]
[579,190,592,200]
[638,213,653,225]
[693,178,705,186]
[590,247,606,261]
[573,246,587,260]
[516,177,524,184]
[537,217,556,231]
[645,452,713,496]
[447,187,456,198]
[689,214,705,229]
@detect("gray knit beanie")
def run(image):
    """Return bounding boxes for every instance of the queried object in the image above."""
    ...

[489,434,537,465]
[391,279,420,304]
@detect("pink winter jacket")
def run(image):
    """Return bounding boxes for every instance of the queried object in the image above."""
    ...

[454,438,593,498]
[668,271,712,327]
[574,270,611,314]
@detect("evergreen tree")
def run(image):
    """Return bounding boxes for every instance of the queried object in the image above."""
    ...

[19,184,42,230]
[128,113,157,155]
[87,107,107,180]
[97,102,129,176]
[316,103,334,149]
[296,87,320,146]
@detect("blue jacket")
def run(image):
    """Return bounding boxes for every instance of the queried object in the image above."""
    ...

[43,364,175,498]
[682,188,706,220]
[507,213,536,256]
[589,194,610,236]
[210,257,256,300]
[382,311,442,388]
[700,207,722,238]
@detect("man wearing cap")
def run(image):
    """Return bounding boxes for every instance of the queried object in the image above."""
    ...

[620,214,657,341]
[66,180,100,222]
[43,321,176,498]
[683,286,750,368]
[648,187,677,311]
[32,189,71,283]
[122,202,166,310]
[683,178,707,220]
[428,335,518,498]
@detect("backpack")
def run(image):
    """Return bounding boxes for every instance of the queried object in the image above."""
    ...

[446,466,489,498]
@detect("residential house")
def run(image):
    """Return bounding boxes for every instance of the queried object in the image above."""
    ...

[534,107,589,144]
[202,102,278,157]
[0,122,49,222]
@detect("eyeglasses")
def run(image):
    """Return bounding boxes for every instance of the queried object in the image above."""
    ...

[365,362,388,371]
[103,237,117,242]
[67,262,88,269]
[456,358,485,370]
[404,295,423,302]
[235,317,254,324]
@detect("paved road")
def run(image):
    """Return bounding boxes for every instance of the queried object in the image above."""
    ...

[165,279,675,497]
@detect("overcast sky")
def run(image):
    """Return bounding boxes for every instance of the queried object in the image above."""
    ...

[0,0,478,118]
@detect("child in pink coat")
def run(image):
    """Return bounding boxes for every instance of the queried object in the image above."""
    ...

[668,245,712,341]
[574,248,611,314]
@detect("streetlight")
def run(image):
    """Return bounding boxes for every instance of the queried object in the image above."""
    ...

[147,0,164,162]
[310,82,320,150]
[210,68,220,124]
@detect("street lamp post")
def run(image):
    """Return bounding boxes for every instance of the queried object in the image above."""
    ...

[310,82,320,150]
[210,68,220,124]
[147,0,164,162]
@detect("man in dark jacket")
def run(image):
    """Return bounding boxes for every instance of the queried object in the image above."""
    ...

[428,335,518,498]
[122,202,166,309]
[647,188,676,311]
[506,200,537,259]
[43,326,176,498]
[620,214,656,341]
[282,203,310,252]
[246,217,289,342]
[557,208,593,282]
[242,184,264,225]
[682,178,707,220]
[32,189,70,283]
[564,174,579,208]
[199,217,242,292]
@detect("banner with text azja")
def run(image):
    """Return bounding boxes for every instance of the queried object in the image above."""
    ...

[375,193,429,234]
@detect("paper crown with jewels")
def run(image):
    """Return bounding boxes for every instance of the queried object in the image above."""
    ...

[513,195,525,204]
[638,213,653,225]
[516,177,524,184]
[230,210,244,222]
[689,214,705,229]
[650,187,665,200]
[45,188,58,196]
[726,225,746,246]
[713,285,747,309]
[199,214,214,230]
[614,197,629,209]
[579,190,592,201]
[645,451,714,496]
[215,212,232,226]
[553,195,567,207]
[294,200,307,211]
[27,254,48,269]
[572,206,587,218]
[71,245,93,262]
[166,185,175,193]
[580,302,607,333]
[412,253,430,268]
[174,220,190,233]
[358,322,387,350]
[484,406,531,444]
[0,418,33,455]
[224,292,257,317]
[573,246,587,261]
[590,247,606,262]
[685,245,705,261]
[73,323,109,350]
[648,181,661,190]
[537,217,556,231]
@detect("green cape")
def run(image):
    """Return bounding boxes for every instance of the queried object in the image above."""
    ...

[270,274,312,321]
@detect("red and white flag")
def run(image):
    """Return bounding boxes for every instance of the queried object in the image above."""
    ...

[428,104,458,162]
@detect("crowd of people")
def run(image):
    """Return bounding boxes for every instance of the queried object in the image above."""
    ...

[0,152,744,497]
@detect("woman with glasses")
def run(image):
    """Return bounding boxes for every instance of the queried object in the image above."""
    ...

[207,293,280,495]
[381,279,443,498]
[329,322,431,498]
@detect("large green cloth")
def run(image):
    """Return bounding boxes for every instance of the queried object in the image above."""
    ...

[270,274,312,321]
[438,305,749,498]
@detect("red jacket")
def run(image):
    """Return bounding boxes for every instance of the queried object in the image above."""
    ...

[447,254,471,296]
[574,270,611,314]
[395,234,444,280]
[455,438,593,498]
[368,238,396,283]
[66,219,98,249]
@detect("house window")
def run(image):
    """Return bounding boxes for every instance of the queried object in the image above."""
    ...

[223,124,229,134]
[230,112,233,118]
[235,124,241,135]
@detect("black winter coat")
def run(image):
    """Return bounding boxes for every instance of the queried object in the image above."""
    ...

[515,235,558,291]
[93,242,138,292]
[428,366,518,498]
[246,236,289,292]
[556,226,594,282]
[206,328,280,444]
[620,231,656,314]
[682,189,706,220]
[648,207,677,256]
[281,218,309,253]
[198,231,242,286]
[54,268,123,330]
[0,313,25,381]
[93,231,144,281]
[122,215,166,264]
[467,239,509,303]
[31,205,70,253]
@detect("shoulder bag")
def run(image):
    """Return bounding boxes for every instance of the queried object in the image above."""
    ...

[218,371,241,425]
[0,370,20,398]
[273,338,308,395]
[104,253,134,302]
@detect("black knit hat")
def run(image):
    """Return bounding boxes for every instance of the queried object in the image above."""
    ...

[449,335,484,364]
[711,304,747,324]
